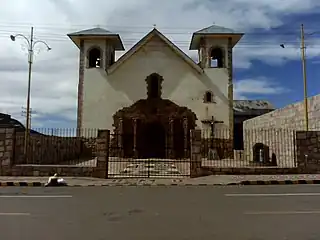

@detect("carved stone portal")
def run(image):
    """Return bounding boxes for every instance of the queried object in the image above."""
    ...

[112,98,197,159]
[111,73,197,159]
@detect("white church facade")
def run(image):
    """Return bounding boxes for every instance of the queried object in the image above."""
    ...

[68,25,244,158]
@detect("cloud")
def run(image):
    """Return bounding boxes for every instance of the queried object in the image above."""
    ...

[0,0,319,127]
[234,78,289,100]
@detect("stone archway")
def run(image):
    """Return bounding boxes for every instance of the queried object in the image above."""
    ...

[253,142,270,163]
[111,98,197,159]
[111,73,197,159]
[138,121,166,158]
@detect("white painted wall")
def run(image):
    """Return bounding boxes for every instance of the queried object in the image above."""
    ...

[81,34,230,136]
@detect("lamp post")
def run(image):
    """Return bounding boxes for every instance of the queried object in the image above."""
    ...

[280,24,317,131]
[10,27,51,159]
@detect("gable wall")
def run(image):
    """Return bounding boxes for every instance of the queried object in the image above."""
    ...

[82,35,230,134]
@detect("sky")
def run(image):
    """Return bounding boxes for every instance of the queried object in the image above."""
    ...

[0,0,320,129]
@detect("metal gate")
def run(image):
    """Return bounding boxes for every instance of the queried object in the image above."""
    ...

[107,131,191,178]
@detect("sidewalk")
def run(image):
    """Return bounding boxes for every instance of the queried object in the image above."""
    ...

[1,174,320,187]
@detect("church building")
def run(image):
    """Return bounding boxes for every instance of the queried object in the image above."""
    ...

[68,25,244,158]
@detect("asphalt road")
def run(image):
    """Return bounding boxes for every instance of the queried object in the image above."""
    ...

[1,185,320,240]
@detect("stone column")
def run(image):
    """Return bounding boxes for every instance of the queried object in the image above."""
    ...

[199,37,208,68]
[77,39,85,136]
[133,118,138,158]
[93,129,110,178]
[118,118,124,157]
[169,118,174,158]
[183,117,188,158]
[227,37,234,143]
[0,128,15,175]
[190,129,202,178]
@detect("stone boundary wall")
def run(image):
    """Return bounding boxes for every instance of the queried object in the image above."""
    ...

[13,132,96,165]
[243,128,297,167]
[243,94,320,130]
[0,128,14,175]
[0,128,109,178]
[10,165,95,177]
[240,95,320,168]
[296,131,320,171]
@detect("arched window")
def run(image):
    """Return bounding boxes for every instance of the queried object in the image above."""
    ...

[88,48,101,68]
[204,91,214,103]
[145,73,163,99]
[210,47,224,68]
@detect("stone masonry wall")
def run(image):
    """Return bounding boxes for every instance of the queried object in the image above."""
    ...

[0,128,14,175]
[242,94,320,167]
[14,132,96,165]
[243,94,320,130]
[0,128,109,178]
[296,131,320,171]
[243,128,296,167]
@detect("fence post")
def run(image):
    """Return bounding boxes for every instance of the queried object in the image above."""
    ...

[0,128,15,175]
[190,128,202,178]
[93,129,110,178]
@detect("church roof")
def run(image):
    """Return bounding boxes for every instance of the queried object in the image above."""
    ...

[108,28,203,74]
[67,27,125,50]
[189,25,244,50]
[233,100,275,112]
[68,27,116,36]
[195,25,239,34]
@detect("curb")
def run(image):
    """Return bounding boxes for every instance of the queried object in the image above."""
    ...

[0,182,236,187]
[0,182,44,187]
[1,180,320,187]
[239,180,320,185]
[70,183,238,187]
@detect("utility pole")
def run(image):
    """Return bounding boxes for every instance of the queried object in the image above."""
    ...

[300,24,309,131]
[25,26,34,157]
[21,107,36,130]
[10,27,51,160]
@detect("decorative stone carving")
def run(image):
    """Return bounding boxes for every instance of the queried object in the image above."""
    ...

[111,98,197,159]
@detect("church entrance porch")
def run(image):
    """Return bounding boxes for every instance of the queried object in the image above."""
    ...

[111,98,196,160]
[108,73,197,178]
[108,110,195,178]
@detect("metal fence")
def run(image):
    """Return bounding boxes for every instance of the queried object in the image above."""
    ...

[107,132,190,178]
[9,126,305,175]
[13,128,98,166]
[200,128,297,168]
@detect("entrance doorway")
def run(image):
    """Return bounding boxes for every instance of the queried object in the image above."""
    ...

[138,122,166,158]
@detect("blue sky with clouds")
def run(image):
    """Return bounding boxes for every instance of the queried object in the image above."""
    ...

[0,0,319,129]
[235,13,320,108]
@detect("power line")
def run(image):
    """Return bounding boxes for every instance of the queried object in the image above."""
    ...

[0,25,319,49]
[0,35,314,49]
[0,21,306,32]
[0,29,308,44]
[0,23,312,36]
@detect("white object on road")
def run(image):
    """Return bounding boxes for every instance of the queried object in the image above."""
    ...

[45,173,67,187]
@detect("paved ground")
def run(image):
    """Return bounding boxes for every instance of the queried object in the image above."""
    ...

[1,174,320,186]
[1,185,320,239]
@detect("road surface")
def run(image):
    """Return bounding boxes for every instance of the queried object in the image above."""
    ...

[1,185,320,239]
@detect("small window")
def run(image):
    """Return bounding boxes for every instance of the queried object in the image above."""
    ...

[88,48,101,68]
[109,52,115,66]
[210,47,224,68]
[204,91,214,103]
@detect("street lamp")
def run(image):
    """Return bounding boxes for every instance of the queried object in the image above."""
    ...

[280,24,317,131]
[10,27,51,160]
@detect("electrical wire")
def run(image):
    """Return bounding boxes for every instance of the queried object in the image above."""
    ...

[0,23,319,49]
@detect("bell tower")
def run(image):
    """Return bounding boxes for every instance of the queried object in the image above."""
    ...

[189,25,244,139]
[67,27,125,131]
